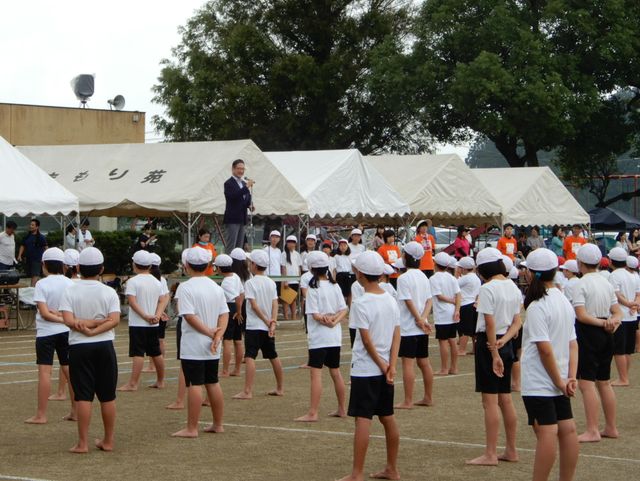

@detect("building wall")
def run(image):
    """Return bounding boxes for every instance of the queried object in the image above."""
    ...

[0,103,145,145]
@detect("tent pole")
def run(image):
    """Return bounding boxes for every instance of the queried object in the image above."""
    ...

[187,212,192,247]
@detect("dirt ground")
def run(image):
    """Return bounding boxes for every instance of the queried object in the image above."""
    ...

[1,322,639,481]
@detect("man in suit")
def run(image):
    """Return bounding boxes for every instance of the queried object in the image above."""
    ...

[224,159,254,251]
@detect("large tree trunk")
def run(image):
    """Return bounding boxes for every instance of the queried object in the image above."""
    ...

[492,134,526,167]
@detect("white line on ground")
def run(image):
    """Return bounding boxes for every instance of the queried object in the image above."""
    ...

[0,475,57,481]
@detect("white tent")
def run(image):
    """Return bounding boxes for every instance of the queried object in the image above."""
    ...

[0,136,78,216]
[472,167,590,226]
[365,153,502,224]
[19,140,306,218]
[265,150,410,222]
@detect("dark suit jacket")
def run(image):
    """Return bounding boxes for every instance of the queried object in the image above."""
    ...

[223,177,252,225]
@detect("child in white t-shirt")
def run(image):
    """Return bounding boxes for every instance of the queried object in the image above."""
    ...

[521,249,578,481]
[456,257,481,356]
[626,255,640,354]
[321,240,337,279]
[335,239,355,304]
[380,264,398,299]
[430,252,461,375]
[144,253,171,373]
[215,254,245,377]
[559,260,580,304]
[25,248,76,424]
[59,247,121,453]
[281,235,303,320]
[338,251,400,481]
[233,249,284,399]
[349,277,365,348]
[295,252,348,422]
[172,247,229,438]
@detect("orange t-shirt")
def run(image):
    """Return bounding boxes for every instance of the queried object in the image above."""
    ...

[415,234,436,271]
[192,242,217,276]
[497,236,517,260]
[377,244,401,278]
[563,236,586,260]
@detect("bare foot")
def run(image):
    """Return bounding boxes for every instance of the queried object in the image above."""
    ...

[117,384,138,392]
[24,416,47,424]
[328,410,347,418]
[294,414,318,422]
[69,444,88,454]
[171,428,198,438]
[577,432,601,443]
[434,371,449,376]
[465,454,498,466]
[299,364,311,369]
[600,430,619,439]
[63,413,77,422]
[95,438,113,451]
[148,382,165,389]
[267,390,284,396]
[457,351,467,356]
[204,424,225,433]
[394,402,413,410]
[220,372,231,378]
[232,392,253,400]
[336,475,361,481]
[413,398,433,407]
[448,369,459,375]
[165,401,184,410]
[142,366,156,373]
[498,453,518,462]
[230,371,241,377]
[611,380,630,387]
[369,468,401,480]
[511,385,521,392]
[201,400,211,407]
[48,393,66,401]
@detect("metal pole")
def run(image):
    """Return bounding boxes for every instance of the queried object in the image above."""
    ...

[187,212,192,247]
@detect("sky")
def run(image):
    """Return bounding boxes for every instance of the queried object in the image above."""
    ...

[0,0,469,157]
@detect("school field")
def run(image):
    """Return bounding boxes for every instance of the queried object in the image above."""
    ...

[1,322,639,481]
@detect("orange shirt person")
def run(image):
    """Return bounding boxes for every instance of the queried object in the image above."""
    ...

[497,223,518,260]
[563,224,587,260]
[377,230,401,284]
[414,220,436,276]
[192,228,217,276]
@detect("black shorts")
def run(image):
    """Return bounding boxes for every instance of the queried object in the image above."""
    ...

[421,270,434,278]
[69,341,118,403]
[614,321,639,356]
[176,317,182,360]
[336,272,356,297]
[457,304,478,336]
[435,323,458,340]
[244,330,278,359]
[224,303,243,341]
[474,332,514,394]
[349,328,356,348]
[308,346,341,369]
[158,320,167,339]
[275,281,282,297]
[25,260,42,278]
[512,327,524,353]
[348,375,394,419]
[128,326,161,357]
[35,332,69,366]
[288,284,299,292]
[522,395,573,426]
[399,335,429,358]
[576,322,614,381]
[181,359,219,386]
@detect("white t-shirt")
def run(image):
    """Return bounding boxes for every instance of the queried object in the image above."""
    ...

[33,275,74,337]
[572,272,618,319]
[281,250,302,284]
[458,272,481,306]
[264,246,282,277]
[476,279,522,335]
[59,280,121,345]
[335,255,352,273]
[349,281,365,328]
[522,288,577,396]
[328,256,337,276]
[608,268,638,322]
[563,276,580,304]
[300,271,314,290]
[380,282,397,299]
[177,277,229,360]
[305,280,347,349]
[598,270,611,281]
[348,243,365,260]
[221,273,245,303]
[245,275,278,331]
[79,229,93,251]
[429,271,460,325]
[554,271,567,291]
[301,251,314,272]
[396,269,432,336]
[125,273,163,328]
[350,291,400,377]
[160,277,169,296]
[0,231,15,265]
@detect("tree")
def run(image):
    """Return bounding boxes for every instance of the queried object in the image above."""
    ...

[152,0,426,153]
[411,0,640,167]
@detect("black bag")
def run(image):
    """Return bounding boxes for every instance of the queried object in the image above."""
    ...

[0,269,20,286]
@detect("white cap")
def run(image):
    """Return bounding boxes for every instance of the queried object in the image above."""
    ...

[577,243,602,265]
[285,235,297,243]
[626,256,639,269]
[560,259,579,273]
[519,261,527,268]
[249,249,269,268]
[305,234,317,241]
[338,238,348,244]
[308,251,330,269]
[457,257,475,270]
[354,251,385,276]
[434,251,450,267]
[509,266,519,279]
[214,254,233,267]
[383,264,394,276]
[447,256,458,269]
[393,258,405,269]
[149,253,161,266]
[132,250,152,266]
[269,230,281,238]
[230,247,247,261]
[79,247,104,266]
[403,241,425,260]
[42,247,65,263]
[526,248,559,271]
[186,246,213,265]
[608,247,628,262]
[502,255,514,273]
[181,248,190,267]
[476,247,503,266]
[350,228,362,236]
[63,249,79,266]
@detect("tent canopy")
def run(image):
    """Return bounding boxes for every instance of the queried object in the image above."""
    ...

[472,167,590,227]
[365,153,502,224]
[589,207,640,231]
[265,150,410,222]
[0,136,79,216]
[19,140,306,218]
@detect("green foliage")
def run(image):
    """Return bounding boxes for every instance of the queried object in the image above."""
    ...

[152,0,427,153]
